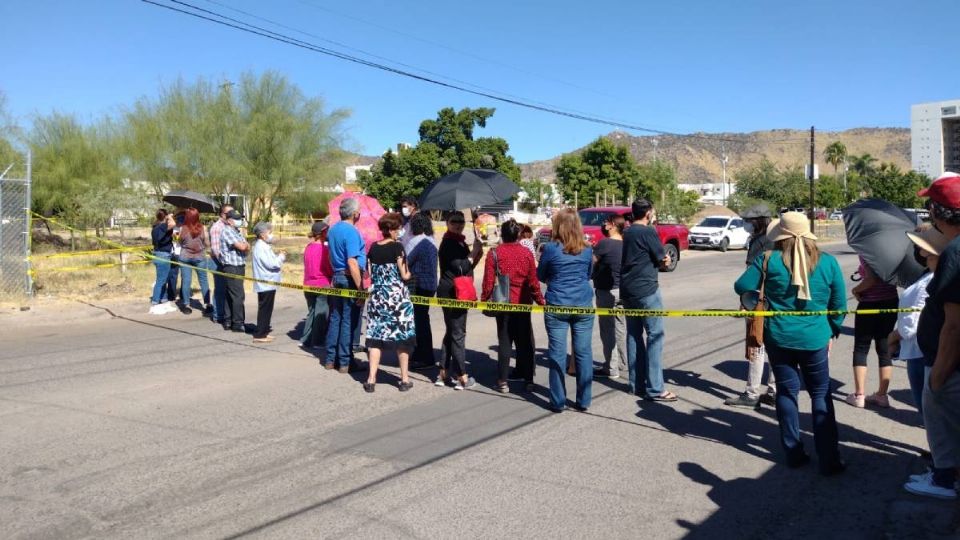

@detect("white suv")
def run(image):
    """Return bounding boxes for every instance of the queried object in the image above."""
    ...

[688,216,750,252]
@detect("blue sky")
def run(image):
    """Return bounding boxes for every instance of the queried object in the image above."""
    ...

[1,0,952,162]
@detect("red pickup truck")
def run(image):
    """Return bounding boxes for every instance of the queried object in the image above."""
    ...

[535,206,689,272]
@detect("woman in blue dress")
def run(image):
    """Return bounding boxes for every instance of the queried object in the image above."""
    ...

[364,212,416,393]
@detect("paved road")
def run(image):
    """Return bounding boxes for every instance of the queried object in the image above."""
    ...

[1,246,956,539]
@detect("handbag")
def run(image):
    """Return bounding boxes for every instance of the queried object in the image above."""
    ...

[745,251,772,350]
[484,248,511,317]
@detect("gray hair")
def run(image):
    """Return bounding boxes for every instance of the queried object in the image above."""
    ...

[339,197,360,220]
[252,222,272,238]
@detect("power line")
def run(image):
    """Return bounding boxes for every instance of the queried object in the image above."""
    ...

[141,0,812,145]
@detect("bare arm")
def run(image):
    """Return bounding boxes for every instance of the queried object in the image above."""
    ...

[397,255,411,281]
[931,302,960,390]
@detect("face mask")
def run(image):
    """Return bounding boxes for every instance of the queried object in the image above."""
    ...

[601,225,611,237]
[744,222,755,234]
[401,207,411,217]
[230,219,239,228]
[266,233,275,244]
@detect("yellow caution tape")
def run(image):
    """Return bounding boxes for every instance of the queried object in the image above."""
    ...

[31,212,920,318]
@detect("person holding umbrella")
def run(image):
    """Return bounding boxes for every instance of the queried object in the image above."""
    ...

[436,211,483,390]
[846,256,899,408]
[734,212,847,475]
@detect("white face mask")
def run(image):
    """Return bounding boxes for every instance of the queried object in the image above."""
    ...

[229,219,239,228]
[401,207,411,217]
[266,233,275,243]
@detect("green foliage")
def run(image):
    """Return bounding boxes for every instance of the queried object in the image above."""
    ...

[848,153,878,177]
[555,137,647,207]
[637,160,700,221]
[730,159,809,211]
[823,141,847,174]
[859,163,928,208]
[359,107,521,209]
[122,71,350,221]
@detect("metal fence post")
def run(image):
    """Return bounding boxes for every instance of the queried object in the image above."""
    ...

[25,150,32,296]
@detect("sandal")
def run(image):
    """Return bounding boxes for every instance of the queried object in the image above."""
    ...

[645,391,678,402]
[363,382,375,393]
[496,382,509,394]
[398,381,414,392]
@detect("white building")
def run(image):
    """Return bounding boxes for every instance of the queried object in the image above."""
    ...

[911,99,960,177]
[678,182,736,206]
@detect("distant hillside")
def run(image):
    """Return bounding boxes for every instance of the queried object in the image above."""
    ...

[519,128,911,183]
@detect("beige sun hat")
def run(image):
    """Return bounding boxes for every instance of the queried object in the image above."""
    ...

[906,225,949,256]
[765,212,817,301]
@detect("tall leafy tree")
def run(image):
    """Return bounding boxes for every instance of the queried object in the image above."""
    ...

[730,159,808,210]
[848,153,878,178]
[555,137,647,207]
[823,141,847,175]
[359,107,520,209]
[860,163,928,208]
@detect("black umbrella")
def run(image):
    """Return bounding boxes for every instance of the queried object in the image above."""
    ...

[741,203,773,219]
[418,169,519,211]
[162,190,219,214]
[843,198,924,287]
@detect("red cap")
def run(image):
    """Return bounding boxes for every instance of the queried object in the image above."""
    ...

[918,172,960,208]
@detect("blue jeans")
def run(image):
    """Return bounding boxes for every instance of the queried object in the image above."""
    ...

[625,290,665,397]
[165,255,180,303]
[212,259,226,322]
[905,357,925,416]
[544,312,594,410]
[325,273,357,368]
[766,343,842,468]
[179,257,211,307]
[151,251,172,304]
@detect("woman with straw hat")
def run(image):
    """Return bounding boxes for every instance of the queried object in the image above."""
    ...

[734,212,848,475]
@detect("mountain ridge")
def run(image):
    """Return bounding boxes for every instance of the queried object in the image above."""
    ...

[517,127,911,183]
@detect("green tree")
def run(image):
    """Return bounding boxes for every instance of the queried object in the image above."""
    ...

[555,137,647,207]
[848,153,878,178]
[860,163,928,208]
[729,159,808,210]
[637,160,700,221]
[29,113,132,237]
[359,107,521,209]
[123,71,349,221]
[823,141,847,175]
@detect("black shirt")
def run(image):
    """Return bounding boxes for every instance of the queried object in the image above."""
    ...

[437,235,474,299]
[152,222,173,252]
[745,233,774,266]
[593,237,623,291]
[368,240,405,265]
[918,235,960,370]
[620,224,665,303]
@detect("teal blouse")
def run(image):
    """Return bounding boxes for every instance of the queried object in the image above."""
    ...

[734,250,847,351]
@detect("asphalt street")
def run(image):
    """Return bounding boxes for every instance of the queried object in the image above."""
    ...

[1,244,957,539]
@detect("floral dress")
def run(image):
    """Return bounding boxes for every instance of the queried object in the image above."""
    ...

[365,241,416,346]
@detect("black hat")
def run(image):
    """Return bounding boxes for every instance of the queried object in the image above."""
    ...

[225,210,244,220]
[311,221,330,236]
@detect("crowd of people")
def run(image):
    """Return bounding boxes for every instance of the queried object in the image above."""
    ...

[147,173,960,499]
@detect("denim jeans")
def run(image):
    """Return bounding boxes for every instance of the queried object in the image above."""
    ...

[766,343,842,469]
[624,290,665,398]
[179,257,210,307]
[544,312,594,410]
[905,357,925,416]
[212,259,225,322]
[151,251,172,304]
[325,273,357,368]
[300,292,329,348]
[596,289,627,376]
[165,254,180,303]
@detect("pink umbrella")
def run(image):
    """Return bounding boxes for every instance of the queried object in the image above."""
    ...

[328,192,386,251]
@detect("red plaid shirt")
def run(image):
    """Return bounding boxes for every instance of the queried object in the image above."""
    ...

[481,242,545,305]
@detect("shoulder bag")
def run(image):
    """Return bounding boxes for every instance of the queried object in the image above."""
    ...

[483,248,511,317]
[745,251,772,349]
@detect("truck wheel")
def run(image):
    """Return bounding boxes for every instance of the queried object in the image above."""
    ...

[719,238,729,253]
[661,243,679,272]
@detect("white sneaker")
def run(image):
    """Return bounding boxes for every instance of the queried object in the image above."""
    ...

[148,304,166,315]
[162,302,178,313]
[904,476,958,500]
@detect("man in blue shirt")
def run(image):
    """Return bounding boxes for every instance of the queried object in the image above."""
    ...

[325,197,366,372]
[620,198,677,402]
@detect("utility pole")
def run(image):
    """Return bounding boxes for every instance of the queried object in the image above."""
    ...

[721,144,729,208]
[809,126,816,234]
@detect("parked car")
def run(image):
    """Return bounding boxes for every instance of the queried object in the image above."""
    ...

[688,215,750,252]
[829,210,843,221]
[535,206,689,272]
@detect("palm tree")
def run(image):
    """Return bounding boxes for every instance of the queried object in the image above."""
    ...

[823,142,847,175]
[849,153,878,177]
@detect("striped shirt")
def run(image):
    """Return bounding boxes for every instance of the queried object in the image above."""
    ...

[209,219,226,261]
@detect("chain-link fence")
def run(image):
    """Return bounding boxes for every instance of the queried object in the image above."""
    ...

[0,153,32,297]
